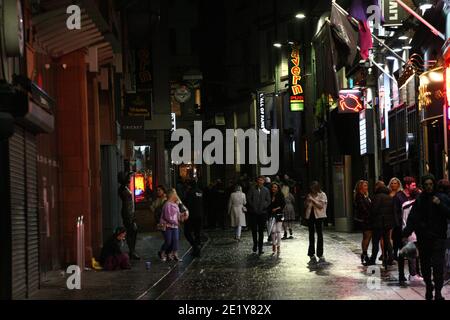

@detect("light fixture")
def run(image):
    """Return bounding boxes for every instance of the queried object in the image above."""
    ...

[295,13,306,19]
[386,56,397,60]
[398,36,408,40]
[273,42,282,48]
[402,46,412,50]
[393,48,402,52]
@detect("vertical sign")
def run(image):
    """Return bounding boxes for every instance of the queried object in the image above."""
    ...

[289,45,304,111]
[359,109,375,155]
[382,0,407,26]
[258,92,270,135]
[135,48,152,92]
[379,73,392,150]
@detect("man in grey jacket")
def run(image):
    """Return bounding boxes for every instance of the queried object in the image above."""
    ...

[246,176,271,255]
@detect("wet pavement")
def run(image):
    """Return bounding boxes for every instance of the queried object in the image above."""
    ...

[32,224,450,300]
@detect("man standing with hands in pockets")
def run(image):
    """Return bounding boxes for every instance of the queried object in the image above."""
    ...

[246,176,271,255]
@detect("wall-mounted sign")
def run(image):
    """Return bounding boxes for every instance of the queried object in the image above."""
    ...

[382,0,407,26]
[174,84,192,103]
[135,48,152,92]
[338,89,364,113]
[289,45,304,111]
[359,109,374,155]
[379,73,392,150]
[258,92,271,134]
[125,92,152,117]
[419,67,445,120]
[121,116,145,141]
[171,113,176,132]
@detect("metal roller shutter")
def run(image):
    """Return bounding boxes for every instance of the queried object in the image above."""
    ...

[9,126,26,299]
[25,131,39,296]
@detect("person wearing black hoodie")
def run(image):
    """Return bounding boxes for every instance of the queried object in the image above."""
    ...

[184,180,204,257]
[99,227,131,271]
[403,174,450,300]
[368,181,395,267]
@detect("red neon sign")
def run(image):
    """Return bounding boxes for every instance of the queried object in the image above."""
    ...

[338,90,364,113]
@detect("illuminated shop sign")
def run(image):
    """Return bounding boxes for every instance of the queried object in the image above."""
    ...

[289,45,304,112]
[338,89,364,113]
[359,109,374,155]
[419,67,445,120]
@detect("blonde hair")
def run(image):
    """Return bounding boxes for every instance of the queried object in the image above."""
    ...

[167,189,181,202]
[354,180,369,199]
[281,185,290,198]
[388,177,403,192]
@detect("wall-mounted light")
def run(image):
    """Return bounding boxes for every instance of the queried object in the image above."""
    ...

[402,46,412,50]
[393,48,402,52]
[398,36,408,40]
[295,13,306,19]
[273,42,282,48]
[386,56,397,60]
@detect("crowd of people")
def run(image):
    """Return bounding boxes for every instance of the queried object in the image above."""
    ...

[96,171,450,301]
[353,174,450,300]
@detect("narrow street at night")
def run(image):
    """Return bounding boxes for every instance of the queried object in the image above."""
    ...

[32,224,450,300]
[2,0,450,311]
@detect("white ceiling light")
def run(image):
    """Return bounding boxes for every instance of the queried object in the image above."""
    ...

[295,13,306,19]
[398,36,408,40]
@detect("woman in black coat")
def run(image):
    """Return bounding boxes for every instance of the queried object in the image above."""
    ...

[268,183,286,255]
[353,180,372,265]
[368,181,395,266]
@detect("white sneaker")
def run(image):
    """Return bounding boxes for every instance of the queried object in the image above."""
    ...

[409,275,423,282]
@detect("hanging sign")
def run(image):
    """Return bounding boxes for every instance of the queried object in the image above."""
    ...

[289,45,304,111]
[338,89,364,113]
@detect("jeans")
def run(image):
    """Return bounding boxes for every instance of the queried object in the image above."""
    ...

[398,248,419,278]
[184,217,202,250]
[417,238,446,292]
[371,228,393,262]
[250,213,267,251]
[162,227,179,252]
[392,226,402,258]
[308,215,324,258]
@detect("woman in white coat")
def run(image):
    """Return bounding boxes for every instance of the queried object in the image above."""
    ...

[228,185,247,241]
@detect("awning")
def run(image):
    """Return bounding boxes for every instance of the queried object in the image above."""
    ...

[32,0,120,66]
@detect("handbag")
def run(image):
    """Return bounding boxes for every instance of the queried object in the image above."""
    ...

[156,223,166,231]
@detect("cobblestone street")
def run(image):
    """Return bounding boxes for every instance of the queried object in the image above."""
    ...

[32,224,450,300]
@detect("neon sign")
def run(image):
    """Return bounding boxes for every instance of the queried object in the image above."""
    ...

[338,90,363,113]
[289,45,304,111]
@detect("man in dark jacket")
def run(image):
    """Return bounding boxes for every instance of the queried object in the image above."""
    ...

[403,174,450,300]
[368,182,395,266]
[184,180,204,257]
[246,176,271,255]
[118,172,140,260]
